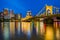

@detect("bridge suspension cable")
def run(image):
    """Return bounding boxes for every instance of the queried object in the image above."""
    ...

[36,5,60,16]
[36,6,46,16]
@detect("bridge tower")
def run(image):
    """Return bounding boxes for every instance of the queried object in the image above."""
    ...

[46,5,53,16]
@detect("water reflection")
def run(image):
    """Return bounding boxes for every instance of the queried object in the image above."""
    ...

[56,29,59,40]
[17,22,20,36]
[45,26,54,40]
[27,30,31,40]
[0,22,60,40]
[0,22,3,40]
[3,22,9,40]
[10,22,15,40]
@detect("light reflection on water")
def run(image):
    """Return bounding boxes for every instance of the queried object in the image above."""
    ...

[56,29,60,40]
[3,22,9,40]
[17,22,20,35]
[45,26,54,40]
[27,30,31,40]
[1,22,60,40]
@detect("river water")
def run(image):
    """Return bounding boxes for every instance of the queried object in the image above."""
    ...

[0,22,60,40]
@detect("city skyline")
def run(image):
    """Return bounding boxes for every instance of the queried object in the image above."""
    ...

[0,0,60,17]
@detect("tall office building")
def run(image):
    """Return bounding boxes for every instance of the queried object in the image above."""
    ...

[10,10,14,19]
[3,8,8,15]
[3,8,10,19]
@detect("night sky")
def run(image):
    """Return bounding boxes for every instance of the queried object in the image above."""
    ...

[0,0,60,17]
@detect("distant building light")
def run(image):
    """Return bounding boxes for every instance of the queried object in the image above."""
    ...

[27,11,31,16]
